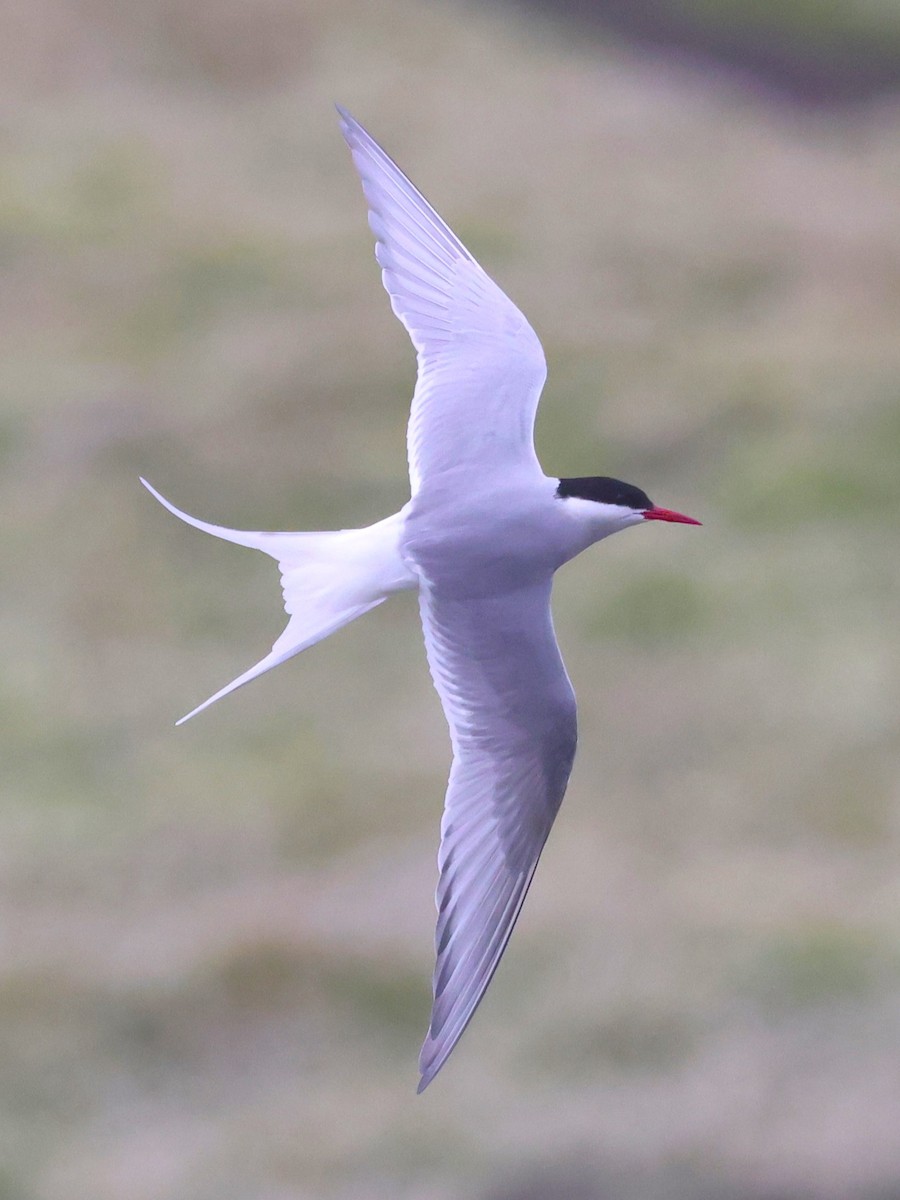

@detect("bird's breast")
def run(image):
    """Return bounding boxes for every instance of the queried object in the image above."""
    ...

[400,477,571,598]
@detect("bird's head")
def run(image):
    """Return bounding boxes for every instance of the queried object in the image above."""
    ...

[555,476,701,535]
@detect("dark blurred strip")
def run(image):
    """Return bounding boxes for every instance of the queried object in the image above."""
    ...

[497,0,900,103]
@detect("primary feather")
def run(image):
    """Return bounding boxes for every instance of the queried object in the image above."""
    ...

[336,106,547,493]
[416,580,576,1090]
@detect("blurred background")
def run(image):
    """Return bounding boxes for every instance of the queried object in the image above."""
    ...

[3,0,900,1196]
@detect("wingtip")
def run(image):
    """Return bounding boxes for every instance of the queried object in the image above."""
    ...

[416,1055,440,1093]
[334,103,356,136]
[334,105,374,155]
[416,1035,448,1093]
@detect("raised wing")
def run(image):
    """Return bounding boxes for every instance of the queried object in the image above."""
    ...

[416,578,577,1091]
[337,107,547,494]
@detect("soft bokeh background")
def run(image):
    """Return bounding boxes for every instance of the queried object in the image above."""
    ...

[3,0,900,1196]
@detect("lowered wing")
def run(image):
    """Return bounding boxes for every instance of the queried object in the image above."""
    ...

[416,578,577,1091]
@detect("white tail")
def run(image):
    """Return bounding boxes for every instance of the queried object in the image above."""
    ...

[141,480,416,723]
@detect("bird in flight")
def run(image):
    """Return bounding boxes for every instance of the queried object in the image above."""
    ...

[143,107,700,1092]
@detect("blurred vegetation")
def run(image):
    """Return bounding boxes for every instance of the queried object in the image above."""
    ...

[513,0,900,101]
[2,0,900,1197]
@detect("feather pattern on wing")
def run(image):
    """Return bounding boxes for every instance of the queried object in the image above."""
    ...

[337,107,547,493]
[416,578,577,1091]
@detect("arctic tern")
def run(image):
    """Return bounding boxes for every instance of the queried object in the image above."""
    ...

[143,107,700,1092]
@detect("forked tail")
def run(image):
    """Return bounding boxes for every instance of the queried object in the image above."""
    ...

[141,480,416,723]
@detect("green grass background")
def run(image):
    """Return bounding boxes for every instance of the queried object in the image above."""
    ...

[3,0,900,1196]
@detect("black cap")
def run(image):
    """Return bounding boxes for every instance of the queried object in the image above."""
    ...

[556,476,652,510]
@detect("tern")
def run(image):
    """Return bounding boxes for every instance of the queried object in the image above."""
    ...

[143,107,700,1092]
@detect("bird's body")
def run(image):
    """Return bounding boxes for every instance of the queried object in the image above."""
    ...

[408,471,589,593]
[143,108,699,1091]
